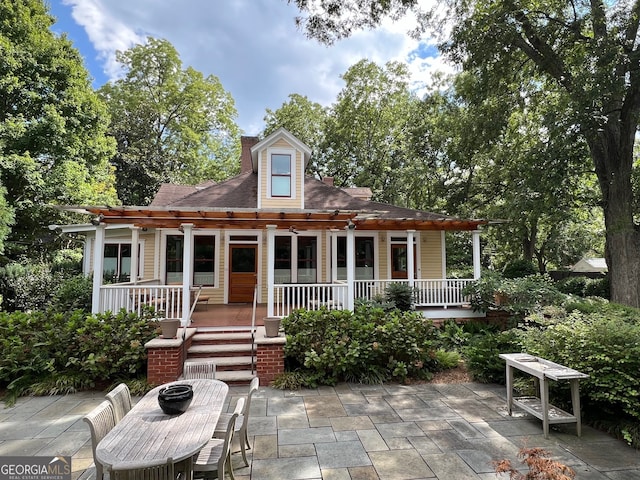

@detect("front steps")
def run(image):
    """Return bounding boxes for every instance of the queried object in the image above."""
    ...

[187,330,256,385]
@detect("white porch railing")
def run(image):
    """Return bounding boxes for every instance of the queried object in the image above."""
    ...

[354,278,473,307]
[98,283,184,318]
[273,283,349,318]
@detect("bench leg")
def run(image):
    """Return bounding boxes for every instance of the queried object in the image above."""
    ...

[505,364,514,415]
[570,378,582,437]
[541,377,550,439]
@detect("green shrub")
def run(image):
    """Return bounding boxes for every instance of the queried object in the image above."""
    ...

[498,274,565,317]
[433,349,461,370]
[437,320,472,351]
[520,306,640,446]
[583,276,610,299]
[557,276,588,296]
[384,282,415,311]
[0,308,158,403]
[461,270,504,313]
[281,306,439,386]
[502,259,537,278]
[0,262,64,312]
[462,329,521,384]
[49,274,93,313]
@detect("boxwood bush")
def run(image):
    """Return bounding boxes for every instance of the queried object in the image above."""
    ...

[281,306,440,386]
[0,308,159,403]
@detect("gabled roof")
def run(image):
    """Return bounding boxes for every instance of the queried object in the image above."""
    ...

[250,127,312,171]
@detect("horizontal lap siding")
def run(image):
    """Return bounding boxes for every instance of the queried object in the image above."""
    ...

[420,231,443,278]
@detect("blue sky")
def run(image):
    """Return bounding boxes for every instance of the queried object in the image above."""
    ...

[47,0,451,134]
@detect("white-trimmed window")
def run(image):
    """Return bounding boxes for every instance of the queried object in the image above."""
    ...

[102,241,143,283]
[165,233,218,286]
[271,153,292,197]
[336,236,375,280]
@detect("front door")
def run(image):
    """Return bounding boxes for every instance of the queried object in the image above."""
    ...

[229,244,257,303]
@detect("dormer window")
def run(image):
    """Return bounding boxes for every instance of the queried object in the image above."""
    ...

[271,153,291,197]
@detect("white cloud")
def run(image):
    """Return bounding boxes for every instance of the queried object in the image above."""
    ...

[60,0,454,133]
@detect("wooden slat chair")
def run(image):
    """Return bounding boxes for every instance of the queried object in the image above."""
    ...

[183,360,216,380]
[213,377,259,467]
[106,383,132,423]
[111,459,182,480]
[193,397,244,479]
[83,400,116,480]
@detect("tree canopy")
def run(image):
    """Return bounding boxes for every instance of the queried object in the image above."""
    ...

[291,0,640,307]
[0,0,117,260]
[99,37,241,206]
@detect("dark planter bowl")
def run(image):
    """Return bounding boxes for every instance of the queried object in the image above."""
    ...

[158,384,193,415]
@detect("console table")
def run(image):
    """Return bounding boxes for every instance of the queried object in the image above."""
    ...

[499,353,589,438]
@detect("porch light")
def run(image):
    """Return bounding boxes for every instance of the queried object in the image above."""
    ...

[346,219,356,230]
[289,226,299,235]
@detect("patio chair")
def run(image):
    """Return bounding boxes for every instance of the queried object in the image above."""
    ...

[183,359,216,379]
[83,400,116,480]
[193,397,245,479]
[106,383,132,423]
[213,377,259,467]
[111,459,181,480]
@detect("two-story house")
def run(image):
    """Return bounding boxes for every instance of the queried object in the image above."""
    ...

[55,128,487,327]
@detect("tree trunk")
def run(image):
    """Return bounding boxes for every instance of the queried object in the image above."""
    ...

[588,127,640,308]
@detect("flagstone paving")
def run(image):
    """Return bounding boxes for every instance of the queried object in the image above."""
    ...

[0,382,638,479]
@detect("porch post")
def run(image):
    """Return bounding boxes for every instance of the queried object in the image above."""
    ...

[91,223,106,314]
[181,223,194,326]
[130,226,140,285]
[346,225,355,311]
[330,229,339,283]
[472,230,482,279]
[267,225,276,317]
[407,230,415,287]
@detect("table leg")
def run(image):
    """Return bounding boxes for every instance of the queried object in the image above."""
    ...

[505,363,513,415]
[541,377,550,438]
[570,378,582,437]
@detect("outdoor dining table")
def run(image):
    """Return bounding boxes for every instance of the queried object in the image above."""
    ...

[96,378,229,472]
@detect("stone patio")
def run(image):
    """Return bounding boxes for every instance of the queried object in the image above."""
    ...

[0,382,638,479]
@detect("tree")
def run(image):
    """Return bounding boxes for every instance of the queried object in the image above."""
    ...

[322,59,418,204]
[99,37,240,206]
[291,0,640,307]
[263,94,329,178]
[0,0,117,261]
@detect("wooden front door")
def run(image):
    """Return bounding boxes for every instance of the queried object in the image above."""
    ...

[228,244,257,303]
[391,244,417,279]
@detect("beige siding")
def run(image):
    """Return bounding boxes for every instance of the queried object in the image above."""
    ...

[140,232,156,281]
[377,232,388,277]
[259,138,304,209]
[420,231,443,278]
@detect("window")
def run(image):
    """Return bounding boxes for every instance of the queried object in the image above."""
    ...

[274,236,291,283]
[166,235,184,284]
[336,237,375,280]
[193,236,215,286]
[297,236,317,283]
[166,234,217,285]
[103,243,132,283]
[271,154,291,197]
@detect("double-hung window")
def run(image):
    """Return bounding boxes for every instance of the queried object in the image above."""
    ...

[271,154,291,197]
[166,234,216,285]
[103,243,132,283]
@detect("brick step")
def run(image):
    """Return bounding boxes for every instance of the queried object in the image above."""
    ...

[188,343,254,357]
[192,332,253,345]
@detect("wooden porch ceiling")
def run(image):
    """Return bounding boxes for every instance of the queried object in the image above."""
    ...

[80,206,487,231]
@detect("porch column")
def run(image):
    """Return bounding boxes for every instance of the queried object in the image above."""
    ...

[130,226,140,285]
[346,225,355,311]
[472,230,482,279]
[267,225,276,317]
[91,223,106,314]
[181,223,194,326]
[330,229,339,283]
[407,230,415,288]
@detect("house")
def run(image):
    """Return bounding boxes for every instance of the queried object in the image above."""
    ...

[571,257,607,274]
[55,128,488,327]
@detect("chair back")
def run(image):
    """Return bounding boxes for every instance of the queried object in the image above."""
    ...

[83,400,116,480]
[183,360,216,379]
[218,397,244,475]
[242,376,259,422]
[106,383,132,423]
[111,459,176,480]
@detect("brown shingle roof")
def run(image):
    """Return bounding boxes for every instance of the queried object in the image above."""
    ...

[152,174,454,221]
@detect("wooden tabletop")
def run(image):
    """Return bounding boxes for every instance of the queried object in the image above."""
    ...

[96,379,229,470]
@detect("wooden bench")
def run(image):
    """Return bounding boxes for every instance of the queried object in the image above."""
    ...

[499,353,589,438]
